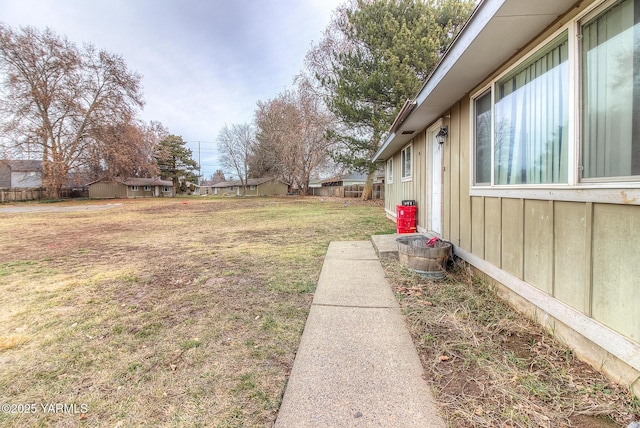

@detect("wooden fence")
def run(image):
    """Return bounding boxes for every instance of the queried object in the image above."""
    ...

[0,188,45,203]
[0,187,88,203]
[309,184,384,199]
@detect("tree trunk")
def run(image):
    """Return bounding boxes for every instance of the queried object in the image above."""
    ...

[361,170,375,201]
[43,156,67,199]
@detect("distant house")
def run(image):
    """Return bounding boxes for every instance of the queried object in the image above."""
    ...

[88,178,173,199]
[211,178,289,196]
[317,171,385,187]
[0,160,43,188]
[309,170,385,198]
[199,185,213,195]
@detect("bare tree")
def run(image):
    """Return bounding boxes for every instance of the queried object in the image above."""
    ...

[0,24,144,197]
[254,77,335,195]
[207,169,226,185]
[216,123,255,196]
[90,120,162,180]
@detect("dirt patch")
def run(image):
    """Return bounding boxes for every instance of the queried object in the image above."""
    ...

[0,201,122,213]
[384,261,639,428]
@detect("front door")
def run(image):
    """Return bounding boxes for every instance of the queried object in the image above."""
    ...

[427,122,443,235]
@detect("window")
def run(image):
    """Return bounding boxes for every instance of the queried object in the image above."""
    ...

[387,158,394,183]
[581,0,640,179]
[144,186,151,191]
[163,187,170,192]
[474,91,492,184]
[130,186,139,191]
[495,32,569,185]
[250,185,256,191]
[401,144,412,180]
[472,0,640,191]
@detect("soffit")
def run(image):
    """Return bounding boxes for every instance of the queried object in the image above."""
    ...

[374,0,579,162]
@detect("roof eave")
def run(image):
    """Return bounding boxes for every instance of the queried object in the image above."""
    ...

[373,0,577,163]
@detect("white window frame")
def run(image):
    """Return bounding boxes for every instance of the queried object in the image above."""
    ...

[401,143,413,182]
[130,186,139,191]
[143,185,152,191]
[387,158,394,184]
[469,0,640,205]
[249,185,256,191]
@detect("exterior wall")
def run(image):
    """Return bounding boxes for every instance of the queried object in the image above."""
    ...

[244,185,259,196]
[0,164,10,187]
[212,181,288,196]
[11,171,42,188]
[88,182,127,199]
[89,182,172,198]
[127,186,155,198]
[257,181,288,196]
[386,94,640,395]
[0,164,42,188]
[385,131,428,227]
[384,0,640,391]
[161,186,173,197]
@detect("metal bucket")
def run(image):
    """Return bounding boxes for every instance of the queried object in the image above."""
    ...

[396,236,452,279]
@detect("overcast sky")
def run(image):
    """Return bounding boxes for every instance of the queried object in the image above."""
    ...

[0,0,344,178]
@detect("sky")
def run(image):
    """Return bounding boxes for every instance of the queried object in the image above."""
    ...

[0,0,344,178]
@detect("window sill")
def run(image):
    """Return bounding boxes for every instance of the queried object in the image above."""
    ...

[401,176,413,183]
[469,185,640,205]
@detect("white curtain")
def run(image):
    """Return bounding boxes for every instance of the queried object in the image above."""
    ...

[494,34,569,185]
[582,0,638,179]
[474,91,492,184]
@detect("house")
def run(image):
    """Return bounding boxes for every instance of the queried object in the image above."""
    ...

[199,185,213,196]
[211,178,289,196]
[317,171,385,187]
[373,0,640,396]
[0,160,43,188]
[88,178,173,199]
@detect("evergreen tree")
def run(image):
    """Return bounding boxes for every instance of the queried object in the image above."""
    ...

[155,135,199,192]
[307,0,474,199]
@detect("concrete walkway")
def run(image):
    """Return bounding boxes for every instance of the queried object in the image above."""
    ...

[275,240,445,427]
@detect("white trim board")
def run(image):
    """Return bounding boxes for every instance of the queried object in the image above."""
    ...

[469,187,640,205]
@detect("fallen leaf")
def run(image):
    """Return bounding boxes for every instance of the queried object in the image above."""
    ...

[438,355,450,362]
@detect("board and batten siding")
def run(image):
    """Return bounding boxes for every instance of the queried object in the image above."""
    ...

[257,181,288,196]
[88,182,128,199]
[385,96,640,391]
[385,131,428,228]
[382,0,640,392]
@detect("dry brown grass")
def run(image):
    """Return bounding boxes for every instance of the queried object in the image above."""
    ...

[383,260,640,428]
[0,196,394,427]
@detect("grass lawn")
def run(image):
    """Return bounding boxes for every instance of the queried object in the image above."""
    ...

[384,262,640,428]
[0,196,395,427]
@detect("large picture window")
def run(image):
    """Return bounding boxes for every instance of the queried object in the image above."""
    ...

[494,33,569,185]
[471,0,640,189]
[581,0,640,179]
